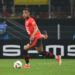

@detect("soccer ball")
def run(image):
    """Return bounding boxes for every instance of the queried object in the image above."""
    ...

[14,60,22,69]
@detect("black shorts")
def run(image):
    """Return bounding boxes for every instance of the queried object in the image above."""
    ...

[29,38,42,47]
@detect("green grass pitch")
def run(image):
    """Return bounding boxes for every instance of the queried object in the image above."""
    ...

[0,59,75,75]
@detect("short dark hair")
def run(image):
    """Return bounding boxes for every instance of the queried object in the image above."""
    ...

[23,8,30,12]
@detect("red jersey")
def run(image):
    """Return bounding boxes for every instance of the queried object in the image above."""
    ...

[25,17,41,39]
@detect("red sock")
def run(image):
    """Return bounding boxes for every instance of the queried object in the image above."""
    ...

[57,55,60,62]
[24,54,29,64]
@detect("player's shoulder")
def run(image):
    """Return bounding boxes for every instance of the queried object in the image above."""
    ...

[29,17,35,21]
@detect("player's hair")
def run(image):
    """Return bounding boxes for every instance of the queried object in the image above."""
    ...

[23,8,30,12]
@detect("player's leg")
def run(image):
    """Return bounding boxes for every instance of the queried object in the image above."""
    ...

[35,45,53,57]
[22,44,32,68]
[22,38,38,68]
[35,45,43,53]
[57,49,62,66]
[35,39,53,57]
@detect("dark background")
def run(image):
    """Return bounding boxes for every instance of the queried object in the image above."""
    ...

[6,18,75,40]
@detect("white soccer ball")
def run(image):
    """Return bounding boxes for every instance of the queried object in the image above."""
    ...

[14,60,22,69]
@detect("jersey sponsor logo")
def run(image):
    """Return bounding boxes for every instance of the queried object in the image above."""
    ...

[32,21,35,25]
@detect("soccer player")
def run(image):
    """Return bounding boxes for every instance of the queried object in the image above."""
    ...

[22,8,60,68]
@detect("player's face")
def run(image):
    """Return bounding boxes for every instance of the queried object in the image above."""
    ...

[23,10,30,18]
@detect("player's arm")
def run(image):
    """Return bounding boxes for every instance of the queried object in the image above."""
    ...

[30,25,38,41]
[41,31,48,39]
[32,25,38,36]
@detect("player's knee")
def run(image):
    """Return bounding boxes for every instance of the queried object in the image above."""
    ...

[24,46,28,50]
[24,44,31,50]
[38,49,43,53]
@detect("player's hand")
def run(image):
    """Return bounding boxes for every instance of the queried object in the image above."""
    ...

[45,34,48,39]
[41,31,48,39]
[41,34,48,39]
[30,35,34,41]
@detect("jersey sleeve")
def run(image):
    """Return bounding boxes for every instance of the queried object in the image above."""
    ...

[31,18,37,26]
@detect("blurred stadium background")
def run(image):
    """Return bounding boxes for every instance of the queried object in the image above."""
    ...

[0,0,75,75]
[0,0,75,40]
